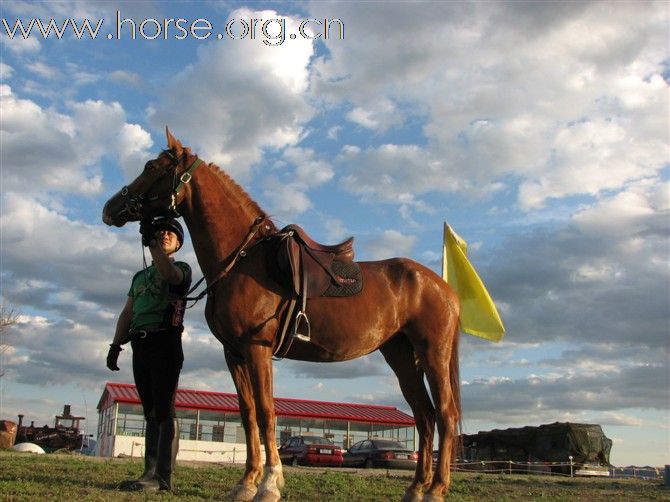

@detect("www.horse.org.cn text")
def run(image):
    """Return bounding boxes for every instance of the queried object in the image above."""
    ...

[1,11,345,46]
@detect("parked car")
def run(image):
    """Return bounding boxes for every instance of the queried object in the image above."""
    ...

[278,435,344,467]
[343,439,418,469]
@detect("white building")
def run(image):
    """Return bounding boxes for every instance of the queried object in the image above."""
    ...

[97,382,416,463]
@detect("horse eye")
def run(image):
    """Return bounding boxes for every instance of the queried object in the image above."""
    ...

[144,161,154,171]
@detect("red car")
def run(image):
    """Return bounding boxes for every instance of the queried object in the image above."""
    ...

[279,435,344,467]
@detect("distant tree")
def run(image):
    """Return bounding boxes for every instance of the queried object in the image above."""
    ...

[0,305,19,378]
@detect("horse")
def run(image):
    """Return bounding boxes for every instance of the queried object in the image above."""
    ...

[102,128,461,502]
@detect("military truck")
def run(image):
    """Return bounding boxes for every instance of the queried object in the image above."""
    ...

[460,422,612,475]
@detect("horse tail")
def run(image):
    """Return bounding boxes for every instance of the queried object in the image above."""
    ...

[450,319,463,461]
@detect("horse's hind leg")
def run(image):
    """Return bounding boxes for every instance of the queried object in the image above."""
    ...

[225,350,262,502]
[380,334,436,502]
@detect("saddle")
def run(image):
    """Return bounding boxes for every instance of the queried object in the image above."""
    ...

[274,224,363,358]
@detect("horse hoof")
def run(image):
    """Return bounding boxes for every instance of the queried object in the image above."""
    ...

[400,490,423,502]
[229,483,258,502]
[253,488,281,502]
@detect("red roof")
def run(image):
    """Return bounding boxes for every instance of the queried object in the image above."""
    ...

[98,382,414,426]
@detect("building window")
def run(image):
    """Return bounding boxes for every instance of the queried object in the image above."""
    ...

[113,404,145,437]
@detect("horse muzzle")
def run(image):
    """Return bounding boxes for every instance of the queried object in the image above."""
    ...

[102,187,142,226]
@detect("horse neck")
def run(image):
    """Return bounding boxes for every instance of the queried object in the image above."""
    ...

[179,161,268,281]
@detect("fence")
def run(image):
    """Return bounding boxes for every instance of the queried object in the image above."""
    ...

[451,460,664,480]
[610,466,665,480]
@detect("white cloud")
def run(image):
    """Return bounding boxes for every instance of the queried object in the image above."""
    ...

[338,143,458,202]
[484,183,669,349]
[518,117,668,210]
[458,362,669,429]
[363,229,417,260]
[149,8,315,181]
[571,180,668,237]
[1,36,40,54]
[589,413,643,427]
[322,217,349,242]
[0,191,207,387]
[108,70,144,88]
[310,1,668,211]
[115,123,154,179]
[259,147,335,220]
[0,192,138,308]
[346,98,401,131]
[283,146,334,186]
[0,61,13,79]
[0,86,151,194]
[263,180,312,221]
[27,60,57,79]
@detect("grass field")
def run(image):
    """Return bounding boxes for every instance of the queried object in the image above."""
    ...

[0,450,668,501]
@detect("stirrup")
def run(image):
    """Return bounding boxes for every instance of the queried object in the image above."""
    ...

[294,311,311,342]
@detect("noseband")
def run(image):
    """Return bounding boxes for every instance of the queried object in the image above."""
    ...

[119,151,203,219]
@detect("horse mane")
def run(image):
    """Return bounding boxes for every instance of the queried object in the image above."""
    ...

[202,159,278,234]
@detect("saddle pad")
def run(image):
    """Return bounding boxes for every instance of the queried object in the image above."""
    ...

[323,260,363,297]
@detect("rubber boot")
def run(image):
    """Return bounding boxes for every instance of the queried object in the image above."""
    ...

[131,418,179,491]
[156,418,180,491]
[119,418,158,490]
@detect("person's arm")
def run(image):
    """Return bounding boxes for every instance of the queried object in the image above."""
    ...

[107,297,133,371]
[112,296,133,344]
[148,244,184,285]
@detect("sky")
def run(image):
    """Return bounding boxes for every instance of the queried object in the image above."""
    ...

[0,1,668,468]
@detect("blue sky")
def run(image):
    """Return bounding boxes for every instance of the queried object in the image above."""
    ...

[0,1,668,467]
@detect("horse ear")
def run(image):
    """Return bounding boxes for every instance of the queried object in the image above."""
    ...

[165,127,183,153]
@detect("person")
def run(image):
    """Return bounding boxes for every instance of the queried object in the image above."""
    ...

[106,217,192,492]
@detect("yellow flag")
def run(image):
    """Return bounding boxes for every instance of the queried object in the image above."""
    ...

[442,222,505,342]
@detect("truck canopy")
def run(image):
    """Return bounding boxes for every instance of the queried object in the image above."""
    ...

[461,422,612,465]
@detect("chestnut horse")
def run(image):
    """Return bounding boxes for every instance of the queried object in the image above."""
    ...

[102,129,461,502]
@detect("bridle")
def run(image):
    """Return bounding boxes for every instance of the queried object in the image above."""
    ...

[118,150,203,219]
[116,149,272,308]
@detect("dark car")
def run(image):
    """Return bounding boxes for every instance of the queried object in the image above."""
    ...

[343,439,418,469]
[278,435,344,467]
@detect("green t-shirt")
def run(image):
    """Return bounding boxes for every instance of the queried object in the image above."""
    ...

[128,261,192,330]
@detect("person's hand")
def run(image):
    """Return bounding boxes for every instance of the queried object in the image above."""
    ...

[106,344,122,371]
[139,219,156,247]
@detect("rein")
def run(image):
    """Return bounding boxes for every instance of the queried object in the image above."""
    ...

[183,215,269,308]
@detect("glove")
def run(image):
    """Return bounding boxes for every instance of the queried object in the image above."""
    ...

[139,219,156,247]
[106,344,122,371]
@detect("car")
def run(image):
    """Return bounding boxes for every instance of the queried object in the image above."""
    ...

[278,435,344,467]
[343,439,418,470]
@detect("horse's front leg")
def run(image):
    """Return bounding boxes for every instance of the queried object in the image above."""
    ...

[225,350,263,502]
[248,344,284,502]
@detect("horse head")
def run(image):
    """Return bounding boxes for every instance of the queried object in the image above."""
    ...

[102,128,200,227]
